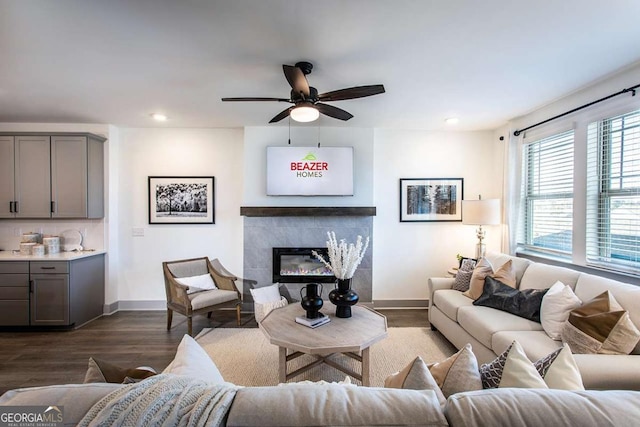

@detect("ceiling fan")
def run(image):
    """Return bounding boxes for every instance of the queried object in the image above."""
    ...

[221,61,385,123]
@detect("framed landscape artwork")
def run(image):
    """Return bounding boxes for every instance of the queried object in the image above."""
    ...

[148,176,215,224]
[399,178,463,222]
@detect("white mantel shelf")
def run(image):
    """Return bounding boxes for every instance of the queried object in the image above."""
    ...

[240,206,376,217]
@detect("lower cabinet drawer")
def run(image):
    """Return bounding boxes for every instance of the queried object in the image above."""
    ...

[0,300,29,326]
[0,287,29,299]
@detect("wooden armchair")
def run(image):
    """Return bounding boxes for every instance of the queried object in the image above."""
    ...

[163,257,252,336]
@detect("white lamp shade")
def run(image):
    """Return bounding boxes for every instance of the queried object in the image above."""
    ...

[462,199,501,225]
[290,104,319,122]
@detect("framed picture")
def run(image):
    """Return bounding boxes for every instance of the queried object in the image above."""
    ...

[148,176,215,224]
[399,178,463,222]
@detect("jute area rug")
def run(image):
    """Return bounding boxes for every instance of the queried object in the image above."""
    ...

[196,327,456,387]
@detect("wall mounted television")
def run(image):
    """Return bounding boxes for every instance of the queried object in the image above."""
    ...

[266,146,354,196]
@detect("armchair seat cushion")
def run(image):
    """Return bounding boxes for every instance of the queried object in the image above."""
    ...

[189,289,238,310]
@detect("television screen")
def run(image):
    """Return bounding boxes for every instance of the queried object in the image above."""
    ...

[267,146,354,196]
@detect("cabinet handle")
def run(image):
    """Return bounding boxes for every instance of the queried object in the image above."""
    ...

[40,267,56,270]
[29,280,34,293]
[51,201,56,213]
[9,201,13,213]
[14,201,18,213]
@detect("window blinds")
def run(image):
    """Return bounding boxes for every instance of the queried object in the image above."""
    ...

[586,109,640,273]
[519,130,574,256]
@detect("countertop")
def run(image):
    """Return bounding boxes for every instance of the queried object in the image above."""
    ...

[0,250,106,261]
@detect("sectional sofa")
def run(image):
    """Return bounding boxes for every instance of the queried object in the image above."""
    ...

[428,252,640,390]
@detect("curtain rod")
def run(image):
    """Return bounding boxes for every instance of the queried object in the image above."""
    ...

[513,83,640,137]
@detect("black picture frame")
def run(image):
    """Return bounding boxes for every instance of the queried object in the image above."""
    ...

[148,176,215,224]
[399,178,464,222]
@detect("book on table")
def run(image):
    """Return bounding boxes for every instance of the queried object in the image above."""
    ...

[295,313,331,328]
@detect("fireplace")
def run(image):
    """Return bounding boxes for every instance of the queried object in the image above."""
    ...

[272,247,335,283]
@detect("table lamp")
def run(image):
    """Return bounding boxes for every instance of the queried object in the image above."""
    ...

[462,195,501,259]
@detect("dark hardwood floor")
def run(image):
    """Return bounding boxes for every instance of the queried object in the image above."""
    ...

[0,308,431,395]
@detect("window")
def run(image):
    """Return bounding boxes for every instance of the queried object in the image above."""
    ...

[518,130,574,256]
[587,109,640,273]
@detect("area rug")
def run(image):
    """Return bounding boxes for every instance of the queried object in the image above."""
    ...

[196,327,456,387]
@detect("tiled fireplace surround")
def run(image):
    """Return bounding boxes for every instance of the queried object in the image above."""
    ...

[242,207,374,306]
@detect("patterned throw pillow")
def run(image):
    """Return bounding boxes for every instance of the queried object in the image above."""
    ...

[452,269,474,292]
[480,341,584,390]
[561,291,640,355]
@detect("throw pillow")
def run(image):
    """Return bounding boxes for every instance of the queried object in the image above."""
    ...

[427,343,482,398]
[176,273,217,294]
[249,283,282,304]
[561,291,640,355]
[533,343,584,390]
[384,356,446,406]
[473,276,548,322]
[463,259,516,300]
[459,257,477,271]
[83,357,157,384]
[479,341,548,389]
[255,295,288,323]
[162,334,225,384]
[540,281,582,340]
[452,269,474,292]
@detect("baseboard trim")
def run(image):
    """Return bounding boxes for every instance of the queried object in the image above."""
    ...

[373,299,429,309]
[104,300,166,313]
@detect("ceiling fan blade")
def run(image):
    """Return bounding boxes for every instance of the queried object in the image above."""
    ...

[315,103,353,121]
[221,97,290,102]
[283,65,310,98]
[269,107,293,123]
[318,84,385,102]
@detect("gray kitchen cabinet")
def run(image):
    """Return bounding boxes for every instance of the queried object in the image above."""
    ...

[0,255,105,328]
[0,132,105,219]
[0,262,29,326]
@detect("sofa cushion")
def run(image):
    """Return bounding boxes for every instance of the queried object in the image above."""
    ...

[384,356,446,406]
[573,353,640,390]
[473,276,548,322]
[492,330,562,362]
[519,262,581,291]
[0,383,122,425]
[540,281,582,340]
[562,291,640,355]
[226,385,448,427]
[444,389,640,427]
[464,258,516,300]
[427,343,482,398]
[458,306,543,349]
[433,289,474,322]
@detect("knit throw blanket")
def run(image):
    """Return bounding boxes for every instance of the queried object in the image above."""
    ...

[79,374,238,427]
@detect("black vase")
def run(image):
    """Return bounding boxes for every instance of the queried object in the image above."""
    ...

[328,278,359,318]
[300,283,323,319]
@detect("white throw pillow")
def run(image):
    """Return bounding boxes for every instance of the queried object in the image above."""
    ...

[162,334,224,384]
[255,296,288,323]
[499,342,548,389]
[540,281,582,340]
[176,273,217,294]
[250,283,282,304]
[535,344,584,390]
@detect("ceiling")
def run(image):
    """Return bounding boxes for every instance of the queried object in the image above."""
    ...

[1,0,639,131]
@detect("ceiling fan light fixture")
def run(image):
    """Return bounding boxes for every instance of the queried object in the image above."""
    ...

[290,104,319,122]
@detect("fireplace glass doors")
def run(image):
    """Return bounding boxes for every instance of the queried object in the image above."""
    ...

[272,247,335,283]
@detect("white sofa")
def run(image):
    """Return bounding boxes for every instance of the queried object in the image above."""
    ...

[428,252,640,390]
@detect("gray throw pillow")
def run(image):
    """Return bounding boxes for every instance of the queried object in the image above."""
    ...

[452,269,473,292]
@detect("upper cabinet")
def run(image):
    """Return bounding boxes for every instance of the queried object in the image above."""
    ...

[0,132,106,219]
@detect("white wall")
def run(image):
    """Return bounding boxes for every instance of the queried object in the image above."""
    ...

[111,127,244,305]
[243,126,374,206]
[372,129,504,301]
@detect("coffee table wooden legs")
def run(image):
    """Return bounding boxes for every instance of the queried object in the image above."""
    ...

[278,346,371,385]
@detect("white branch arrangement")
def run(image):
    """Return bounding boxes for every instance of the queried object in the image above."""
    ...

[312,231,370,280]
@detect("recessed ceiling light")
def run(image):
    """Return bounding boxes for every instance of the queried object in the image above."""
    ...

[151,113,168,122]
[445,117,459,125]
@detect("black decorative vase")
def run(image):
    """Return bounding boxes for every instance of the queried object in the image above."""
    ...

[300,283,323,319]
[328,278,359,318]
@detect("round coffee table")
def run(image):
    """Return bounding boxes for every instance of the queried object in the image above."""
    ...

[259,303,387,386]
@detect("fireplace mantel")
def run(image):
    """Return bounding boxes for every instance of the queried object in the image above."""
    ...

[240,206,376,217]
